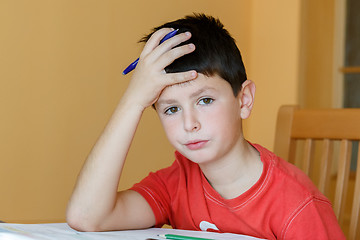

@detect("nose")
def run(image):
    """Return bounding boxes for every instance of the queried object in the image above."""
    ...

[183,109,201,132]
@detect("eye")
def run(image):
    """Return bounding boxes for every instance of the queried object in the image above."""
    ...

[164,106,180,115]
[198,97,214,105]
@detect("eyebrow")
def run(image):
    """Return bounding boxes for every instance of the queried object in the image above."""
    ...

[189,86,217,99]
[156,86,217,106]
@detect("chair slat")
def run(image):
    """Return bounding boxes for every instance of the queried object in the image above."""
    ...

[288,139,297,165]
[349,142,360,240]
[334,140,351,221]
[302,139,313,175]
[318,139,333,194]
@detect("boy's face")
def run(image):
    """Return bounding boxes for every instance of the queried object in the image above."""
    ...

[155,74,244,165]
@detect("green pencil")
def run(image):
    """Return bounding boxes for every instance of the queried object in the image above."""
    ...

[158,234,216,240]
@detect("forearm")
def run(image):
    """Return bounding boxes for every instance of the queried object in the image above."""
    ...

[66,96,144,230]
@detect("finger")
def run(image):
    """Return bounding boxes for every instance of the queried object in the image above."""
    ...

[165,70,198,86]
[140,28,174,58]
[156,43,196,70]
[149,31,192,62]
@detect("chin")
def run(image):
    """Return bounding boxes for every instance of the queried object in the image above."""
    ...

[179,149,217,165]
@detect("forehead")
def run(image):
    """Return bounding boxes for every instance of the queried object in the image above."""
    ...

[156,74,232,103]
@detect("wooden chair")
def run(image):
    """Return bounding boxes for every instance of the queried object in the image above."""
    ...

[273,105,360,240]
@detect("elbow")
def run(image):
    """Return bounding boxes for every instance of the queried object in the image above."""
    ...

[66,219,84,232]
[67,216,101,232]
[66,209,101,232]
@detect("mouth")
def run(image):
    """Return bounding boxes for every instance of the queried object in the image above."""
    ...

[184,140,209,150]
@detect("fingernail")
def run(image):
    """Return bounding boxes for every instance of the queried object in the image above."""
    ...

[185,31,191,36]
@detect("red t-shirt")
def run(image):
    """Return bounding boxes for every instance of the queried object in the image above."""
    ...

[130,143,345,240]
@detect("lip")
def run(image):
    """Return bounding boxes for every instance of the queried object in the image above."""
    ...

[184,140,209,150]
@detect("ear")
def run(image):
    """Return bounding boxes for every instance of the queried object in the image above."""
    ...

[237,80,256,119]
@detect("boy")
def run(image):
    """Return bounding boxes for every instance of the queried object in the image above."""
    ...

[67,14,345,239]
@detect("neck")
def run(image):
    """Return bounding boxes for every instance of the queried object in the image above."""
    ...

[199,141,262,199]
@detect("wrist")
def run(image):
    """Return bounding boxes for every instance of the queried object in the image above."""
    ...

[119,91,148,114]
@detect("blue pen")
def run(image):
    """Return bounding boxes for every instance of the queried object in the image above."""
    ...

[122,29,179,75]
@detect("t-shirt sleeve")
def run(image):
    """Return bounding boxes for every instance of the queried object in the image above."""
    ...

[280,197,346,240]
[130,163,178,227]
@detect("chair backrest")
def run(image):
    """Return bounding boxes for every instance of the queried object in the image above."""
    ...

[273,105,360,240]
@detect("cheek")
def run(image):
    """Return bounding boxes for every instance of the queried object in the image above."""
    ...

[205,103,241,134]
[160,118,180,144]
[208,102,240,123]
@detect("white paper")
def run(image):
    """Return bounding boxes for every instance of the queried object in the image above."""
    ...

[0,223,265,240]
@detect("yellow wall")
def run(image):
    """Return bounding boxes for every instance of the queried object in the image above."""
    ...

[243,1,301,149]
[0,0,302,223]
[298,0,335,109]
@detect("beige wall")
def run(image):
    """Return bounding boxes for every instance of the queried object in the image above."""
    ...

[0,0,303,223]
